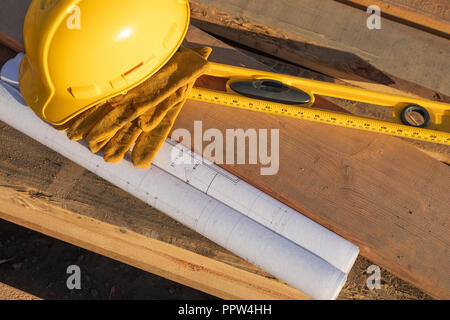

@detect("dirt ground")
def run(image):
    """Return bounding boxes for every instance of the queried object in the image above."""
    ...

[0,283,39,300]
[0,216,431,300]
[0,218,215,300]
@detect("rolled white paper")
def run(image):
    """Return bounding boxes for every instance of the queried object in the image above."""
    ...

[154,140,359,274]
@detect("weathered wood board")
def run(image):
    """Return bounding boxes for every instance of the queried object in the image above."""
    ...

[190,0,450,164]
[0,37,433,300]
[183,29,450,300]
[1,0,448,299]
[0,31,431,300]
[0,33,311,299]
[192,0,450,97]
[337,0,450,38]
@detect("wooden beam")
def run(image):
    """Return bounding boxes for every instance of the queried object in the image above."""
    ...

[0,185,308,300]
[177,96,450,300]
[0,1,443,300]
[336,0,450,39]
[0,30,311,299]
[0,26,432,301]
[0,32,24,53]
[182,29,450,300]
[191,0,450,98]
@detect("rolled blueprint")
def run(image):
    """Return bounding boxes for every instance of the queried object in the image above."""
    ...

[0,55,353,299]
[153,141,359,274]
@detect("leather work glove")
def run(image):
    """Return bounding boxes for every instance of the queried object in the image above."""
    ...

[65,46,212,168]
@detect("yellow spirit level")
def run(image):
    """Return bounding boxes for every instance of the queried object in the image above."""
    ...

[189,62,450,145]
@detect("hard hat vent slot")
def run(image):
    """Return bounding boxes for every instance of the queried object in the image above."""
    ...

[68,84,101,99]
[124,62,144,77]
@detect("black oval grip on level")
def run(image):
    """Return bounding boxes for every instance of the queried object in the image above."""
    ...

[401,104,430,128]
[229,79,312,105]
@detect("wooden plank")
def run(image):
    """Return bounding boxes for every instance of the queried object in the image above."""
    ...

[0,38,429,301]
[0,32,24,54]
[336,0,450,38]
[183,29,450,300]
[0,185,308,300]
[190,0,450,164]
[191,0,450,98]
[0,1,442,300]
[236,48,450,164]
[0,283,41,300]
[177,99,450,300]
[0,0,30,46]
[0,29,431,302]
[0,29,310,300]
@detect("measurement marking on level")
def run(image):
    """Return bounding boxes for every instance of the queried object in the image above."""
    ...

[190,88,449,145]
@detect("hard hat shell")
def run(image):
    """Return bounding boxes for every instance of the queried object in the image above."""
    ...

[19,0,190,125]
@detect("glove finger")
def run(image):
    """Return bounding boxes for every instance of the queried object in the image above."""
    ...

[67,102,112,141]
[138,85,188,132]
[131,46,213,166]
[189,46,213,60]
[137,44,212,133]
[138,46,211,132]
[88,98,155,154]
[139,76,196,133]
[88,138,110,154]
[85,99,158,147]
[103,121,143,163]
[131,101,184,168]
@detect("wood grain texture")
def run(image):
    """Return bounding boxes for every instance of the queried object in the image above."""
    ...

[0,185,309,300]
[177,100,450,300]
[0,25,310,299]
[182,29,450,300]
[337,0,450,38]
[0,282,41,300]
[236,48,450,164]
[0,187,308,299]
[191,0,450,97]
[0,0,30,45]
[0,1,446,299]
[190,0,450,164]
[0,25,433,301]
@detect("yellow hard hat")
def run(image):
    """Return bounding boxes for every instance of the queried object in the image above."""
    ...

[19,0,190,125]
